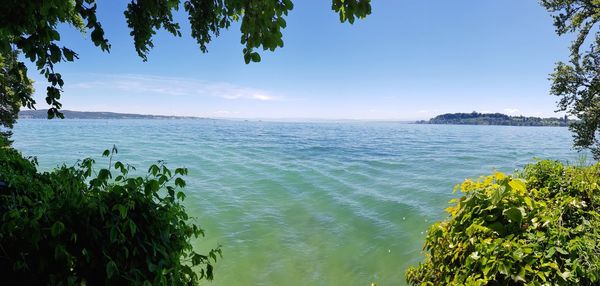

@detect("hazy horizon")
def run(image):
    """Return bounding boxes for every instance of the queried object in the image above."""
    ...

[19,108,573,123]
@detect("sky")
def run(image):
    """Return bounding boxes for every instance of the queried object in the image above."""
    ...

[26,1,574,120]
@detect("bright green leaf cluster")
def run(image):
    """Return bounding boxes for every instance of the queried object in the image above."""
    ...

[407,160,600,285]
[332,0,372,24]
[0,146,220,285]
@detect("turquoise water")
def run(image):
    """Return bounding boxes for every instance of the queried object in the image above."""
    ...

[12,119,583,285]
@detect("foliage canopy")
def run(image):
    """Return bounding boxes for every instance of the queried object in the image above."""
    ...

[0,0,371,121]
[541,0,600,159]
[406,160,600,285]
[0,146,220,285]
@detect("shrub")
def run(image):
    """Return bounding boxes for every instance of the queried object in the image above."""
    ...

[0,146,220,285]
[406,160,600,285]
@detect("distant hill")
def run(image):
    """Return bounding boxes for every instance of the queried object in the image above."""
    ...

[19,110,207,120]
[417,112,571,127]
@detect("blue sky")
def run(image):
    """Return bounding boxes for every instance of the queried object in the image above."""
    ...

[27,1,572,120]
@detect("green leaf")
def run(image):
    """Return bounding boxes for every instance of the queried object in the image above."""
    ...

[498,262,511,275]
[54,244,68,260]
[49,44,62,63]
[503,207,524,224]
[546,247,556,258]
[491,186,507,205]
[512,267,526,282]
[555,247,568,255]
[110,227,119,242]
[175,167,188,176]
[106,261,118,278]
[175,177,186,188]
[128,220,137,236]
[62,47,77,61]
[508,178,527,192]
[51,221,65,237]
[114,204,127,219]
[250,52,261,62]
[98,169,112,181]
[523,196,533,208]
[149,165,160,176]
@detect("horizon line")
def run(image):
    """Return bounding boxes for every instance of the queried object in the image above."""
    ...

[18,109,566,122]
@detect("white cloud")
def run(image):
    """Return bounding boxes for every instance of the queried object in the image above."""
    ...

[503,108,520,115]
[210,110,240,116]
[417,109,440,115]
[68,74,278,101]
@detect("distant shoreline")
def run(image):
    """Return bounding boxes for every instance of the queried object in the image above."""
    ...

[17,110,416,123]
[19,110,209,120]
[18,110,571,126]
[417,112,572,127]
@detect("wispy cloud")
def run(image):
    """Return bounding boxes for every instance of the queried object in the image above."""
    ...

[68,74,278,101]
[208,110,241,116]
[503,108,520,115]
[417,109,440,115]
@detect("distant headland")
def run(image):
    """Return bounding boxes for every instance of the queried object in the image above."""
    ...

[417,112,571,127]
[19,110,207,120]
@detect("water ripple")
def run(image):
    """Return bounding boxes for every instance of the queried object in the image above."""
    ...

[11,120,585,286]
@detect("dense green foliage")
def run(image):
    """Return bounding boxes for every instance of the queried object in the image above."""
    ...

[418,112,571,127]
[0,0,371,119]
[409,2,600,284]
[541,1,600,159]
[406,160,600,285]
[0,50,34,144]
[0,146,220,285]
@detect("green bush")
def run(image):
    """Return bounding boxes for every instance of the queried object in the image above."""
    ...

[406,160,600,285]
[0,146,220,285]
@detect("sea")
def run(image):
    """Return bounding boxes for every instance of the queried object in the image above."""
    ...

[11,119,585,285]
